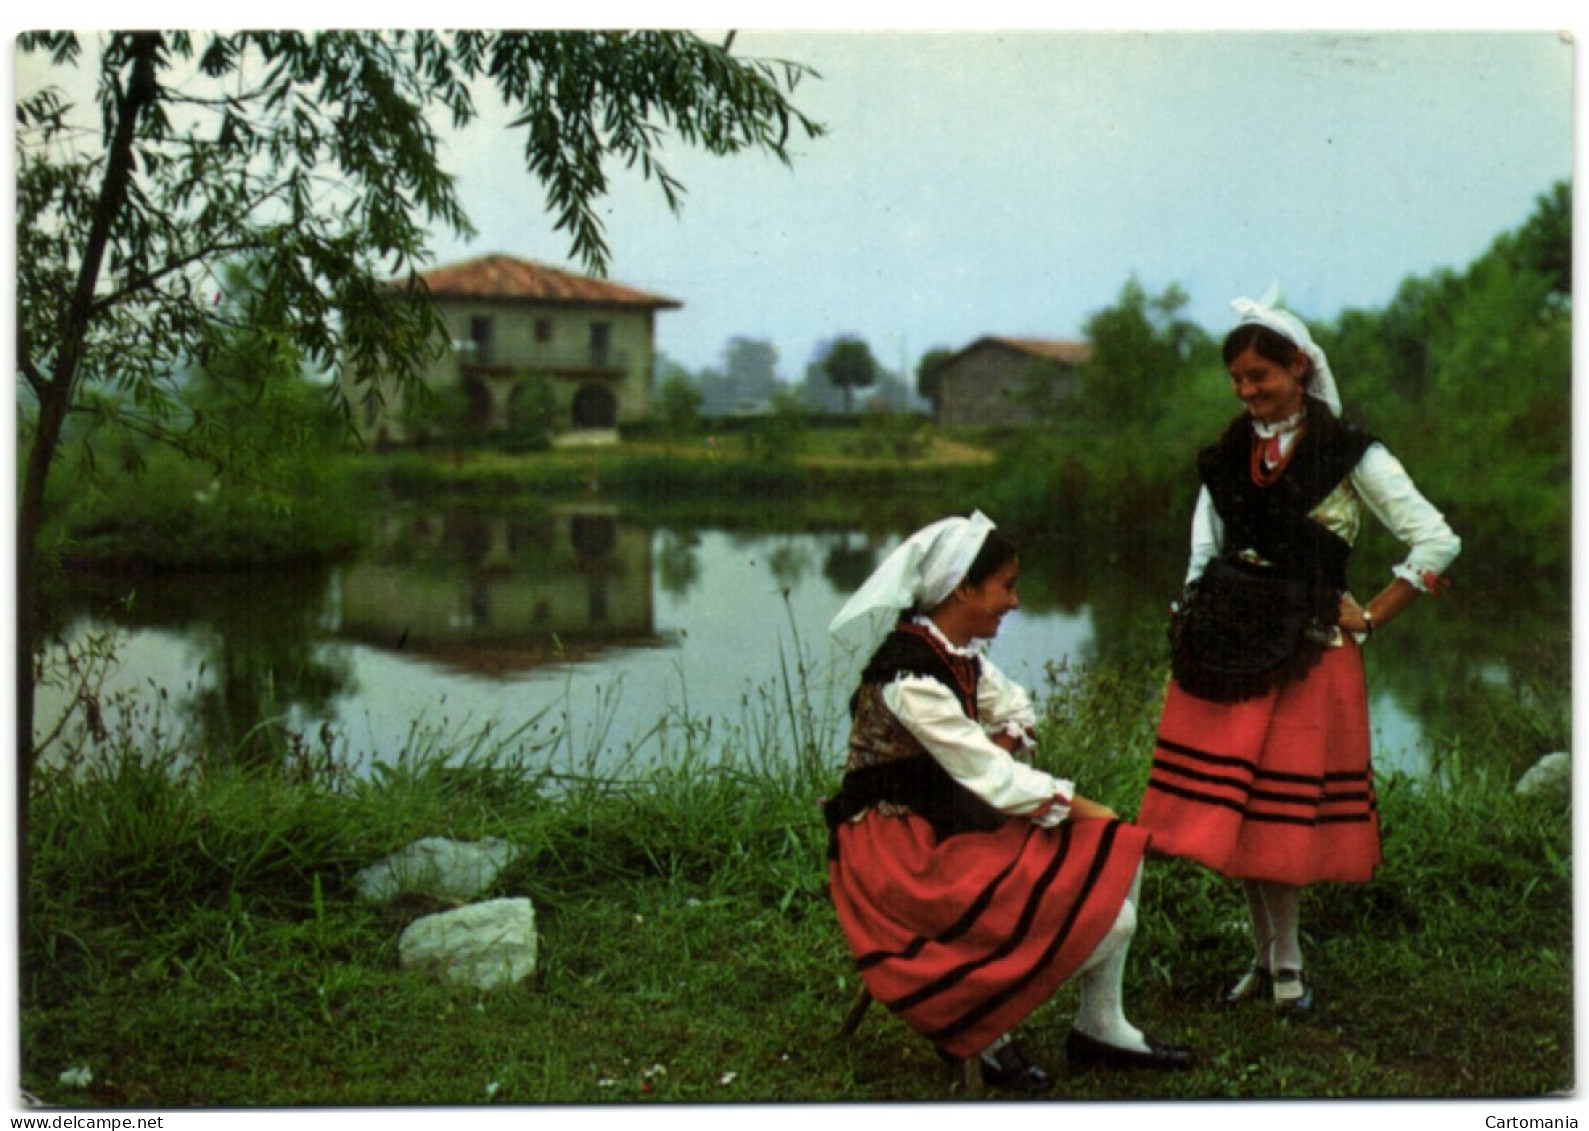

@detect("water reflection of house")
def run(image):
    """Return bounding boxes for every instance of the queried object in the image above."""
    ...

[333,508,661,675]
[349,253,681,447]
[934,336,1092,428]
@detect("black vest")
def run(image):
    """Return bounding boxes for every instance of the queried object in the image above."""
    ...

[1197,399,1376,593]
[823,625,1006,857]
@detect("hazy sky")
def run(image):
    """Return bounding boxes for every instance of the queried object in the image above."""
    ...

[426,27,1575,380]
[8,16,1577,382]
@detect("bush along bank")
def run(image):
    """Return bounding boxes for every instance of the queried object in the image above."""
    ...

[52,447,368,573]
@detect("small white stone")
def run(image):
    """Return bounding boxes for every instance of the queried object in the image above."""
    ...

[398,897,538,990]
[355,837,521,903]
[1516,752,1570,796]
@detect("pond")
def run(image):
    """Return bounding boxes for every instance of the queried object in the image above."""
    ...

[38,501,1561,783]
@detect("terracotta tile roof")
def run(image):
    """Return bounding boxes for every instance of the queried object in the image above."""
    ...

[417,253,681,309]
[971,336,1093,365]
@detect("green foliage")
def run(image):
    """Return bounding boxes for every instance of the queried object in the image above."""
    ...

[819,336,881,413]
[52,430,364,572]
[14,28,825,777]
[915,346,954,408]
[1077,278,1214,429]
[501,374,558,454]
[400,382,475,450]
[856,411,932,461]
[21,657,1570,1104]
[988,183,1570,577]
[743,387,813,464]
[982,278,1221,532]
[655,369,706,445]
[1327,181,1571,573]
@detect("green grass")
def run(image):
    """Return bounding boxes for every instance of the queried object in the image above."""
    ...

[19,659,1573,1106]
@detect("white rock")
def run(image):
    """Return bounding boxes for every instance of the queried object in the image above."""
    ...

[398,897,539,990]
[1516,751,1570,796]
[354,836,520,903]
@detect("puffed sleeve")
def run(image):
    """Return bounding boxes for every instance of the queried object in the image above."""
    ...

[1351,443,1461,591]
[1185,485,1223,585]
[883,675,1074,825]
[976,654,1039,746]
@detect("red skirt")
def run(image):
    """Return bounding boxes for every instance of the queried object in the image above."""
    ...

[829,810,1149,1059]
[1137,640,1380,885]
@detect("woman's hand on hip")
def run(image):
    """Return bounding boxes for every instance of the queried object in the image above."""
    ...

[1338,593,1371,635]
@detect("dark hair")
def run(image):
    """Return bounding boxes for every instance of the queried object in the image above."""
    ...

[963,527,1019,589]
[1222,322,1314,386]
[903,522,1020,619]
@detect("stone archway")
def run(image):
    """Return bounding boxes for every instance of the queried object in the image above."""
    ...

[460,373,497,429]
[571,383,617,429]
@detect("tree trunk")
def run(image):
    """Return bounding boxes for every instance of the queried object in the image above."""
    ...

[15,33,163,978]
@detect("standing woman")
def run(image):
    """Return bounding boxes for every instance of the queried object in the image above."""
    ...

[825,511,1190,1087]
[1137,291,1461,1015]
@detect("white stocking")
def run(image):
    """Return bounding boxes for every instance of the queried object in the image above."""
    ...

[1072,866,1148,1052]
[1242,879,1276,971]
[1259,882,1303,974]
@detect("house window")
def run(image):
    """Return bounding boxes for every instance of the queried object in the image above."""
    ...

[589,322,611,368]
[535,318,553,344]
[469,316,494,363]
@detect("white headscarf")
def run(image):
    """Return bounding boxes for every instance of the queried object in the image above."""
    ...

[1230,284,1342,417]
[828,510,996,637]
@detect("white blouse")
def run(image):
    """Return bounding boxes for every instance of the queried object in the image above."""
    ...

[1185,440,1462,592]
[879,619,1074,827]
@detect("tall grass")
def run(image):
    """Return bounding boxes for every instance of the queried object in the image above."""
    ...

[20,638,1573,1106]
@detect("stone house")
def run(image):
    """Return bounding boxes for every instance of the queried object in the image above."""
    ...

[933,336,1092,428]
[351,253,681,446]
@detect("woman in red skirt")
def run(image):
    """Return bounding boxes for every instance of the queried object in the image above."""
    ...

[1137,290,1461,1015]
[826,511,1191,1088]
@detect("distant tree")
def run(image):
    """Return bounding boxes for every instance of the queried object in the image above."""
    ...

[1413,190,1570,560]
[820,336,881,413]
[1329,271,1461,425]
[14,28,822,942]
[862,370,915,414]
[1079,279,1210,428]
[797,338,842,411]
[655,369,705,447]
[1329,183,1569,571]
[696,366,735,416]
[722,337,780,408]
[916,346,954,411]
[1507,178,1571,302]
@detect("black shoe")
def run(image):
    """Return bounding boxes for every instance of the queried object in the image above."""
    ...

[934,1040,1053,1092]
[1273,969,1315,1018]
[945,1041,1052,1091]
[1222,960,1272,1006]
[1066,1028,1193,1073]
[982,1041,1054,1091]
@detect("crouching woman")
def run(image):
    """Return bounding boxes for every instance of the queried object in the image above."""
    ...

[824,511,1191,1088]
